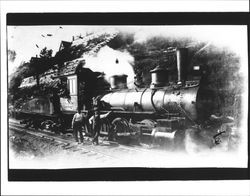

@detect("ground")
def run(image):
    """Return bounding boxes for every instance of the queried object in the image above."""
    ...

[9,129,63,158]
[8,119,243,169]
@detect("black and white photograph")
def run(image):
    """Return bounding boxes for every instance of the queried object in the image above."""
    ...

[7,23,248,169]
[1,1,249,195]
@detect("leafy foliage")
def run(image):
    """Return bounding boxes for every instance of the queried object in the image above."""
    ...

[8,49,17,62]
[39,47,53,59]
[8,47,64,105]
[108,34,241,90]
[107,32,135,50]
[9,61,30,100]
[11,78,70,110]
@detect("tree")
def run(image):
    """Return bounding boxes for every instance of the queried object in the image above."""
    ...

[39,47,53,59]
[8,49,17,62]
[27,47,54,82]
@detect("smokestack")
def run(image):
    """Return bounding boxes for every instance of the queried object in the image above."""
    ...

[176,48,188,85]
[110,74,128,89]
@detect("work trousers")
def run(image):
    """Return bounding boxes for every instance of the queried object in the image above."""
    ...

[93,123,101,144]
[73,121,84,143]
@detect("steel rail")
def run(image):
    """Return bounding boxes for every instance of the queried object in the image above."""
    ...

[9,122,118,160]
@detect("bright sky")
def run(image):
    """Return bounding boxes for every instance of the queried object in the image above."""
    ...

[7,25,248,77]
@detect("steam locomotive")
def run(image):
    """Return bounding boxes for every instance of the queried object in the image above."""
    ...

[15,48,219,147]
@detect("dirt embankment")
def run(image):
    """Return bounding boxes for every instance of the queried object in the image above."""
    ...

[9,129,63,158]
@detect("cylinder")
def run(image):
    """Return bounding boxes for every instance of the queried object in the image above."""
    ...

[151,128,176,139]
[176,48,188,85]
[109,74,128,89]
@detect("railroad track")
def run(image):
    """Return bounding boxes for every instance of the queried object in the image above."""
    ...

[9,119,170,162]
[9,120,119,161]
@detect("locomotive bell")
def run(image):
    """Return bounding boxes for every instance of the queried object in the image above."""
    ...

[110,74,128,89]
[150,66,168,88]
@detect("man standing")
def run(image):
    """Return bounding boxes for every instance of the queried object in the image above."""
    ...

[92,107,101,145]
[72,108,85,144]
[89,98,112,145]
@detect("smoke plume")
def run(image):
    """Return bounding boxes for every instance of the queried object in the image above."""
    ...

[84,46,135,88]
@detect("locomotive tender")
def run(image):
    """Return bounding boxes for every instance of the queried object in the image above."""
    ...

[16,47,216,146]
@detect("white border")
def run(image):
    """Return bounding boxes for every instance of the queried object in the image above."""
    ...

[1,1,249,196]
[0,0,249,13]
